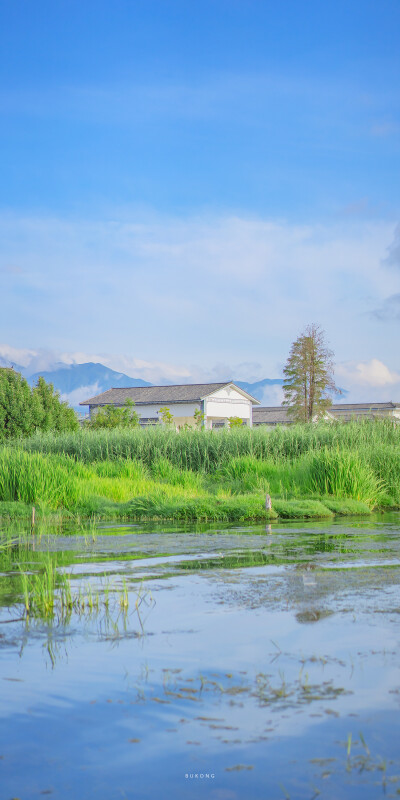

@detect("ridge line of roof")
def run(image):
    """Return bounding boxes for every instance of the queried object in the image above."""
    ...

[107,381,232,390]
[256,401,400,409]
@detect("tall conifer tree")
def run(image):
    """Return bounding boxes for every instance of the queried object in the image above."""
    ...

[282,324,340,422]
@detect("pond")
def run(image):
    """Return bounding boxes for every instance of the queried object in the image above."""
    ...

[1,514,400,799]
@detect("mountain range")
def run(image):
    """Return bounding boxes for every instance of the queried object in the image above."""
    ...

[0,357,285,409]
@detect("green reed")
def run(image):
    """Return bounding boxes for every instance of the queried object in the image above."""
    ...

[13,419,400,472]
[18,558,131,620]
[0,448,83,508]
[0,420,398,520]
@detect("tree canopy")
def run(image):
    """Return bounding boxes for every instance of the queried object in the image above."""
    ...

[87,398,140,429]
[32,376,79,433]
[0,369,79,440]
[282,324,340,423]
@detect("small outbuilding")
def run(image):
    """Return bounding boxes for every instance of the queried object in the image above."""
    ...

[80,382,260,429]
[252,402,400,426]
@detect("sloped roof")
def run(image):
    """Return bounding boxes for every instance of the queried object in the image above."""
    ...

[253,406,292,424]
[80,381,259,406]
[253,402,400,425]
[330,402,400,410]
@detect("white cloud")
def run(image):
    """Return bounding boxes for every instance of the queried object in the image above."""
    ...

[3,340,400,404]
[61,384,101,409]
[384,223,400,269]
[0,343,38,369]
[336,358,400,387]
[260,384,285,406]
[0,211,398,378]
[0,342,242,386]
[335,359,400,402]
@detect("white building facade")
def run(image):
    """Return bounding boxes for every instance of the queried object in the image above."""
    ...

[80,382,260,429]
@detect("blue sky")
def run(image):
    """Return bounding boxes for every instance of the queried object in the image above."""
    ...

[1,0,399,401]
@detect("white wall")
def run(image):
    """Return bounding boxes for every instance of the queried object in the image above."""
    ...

[90,401,201,421]
[205,386,252,421]
[137,401,201,420]
[89,385,256,425]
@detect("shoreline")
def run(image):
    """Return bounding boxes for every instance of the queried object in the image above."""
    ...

[1,496,396,526]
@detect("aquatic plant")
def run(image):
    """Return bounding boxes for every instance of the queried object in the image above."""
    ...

[19,555,58,615]
[0,420,398,521]
[301,448,386,505]
[14,418,400,469]
[17,557,135,621]
[0,448,82,508]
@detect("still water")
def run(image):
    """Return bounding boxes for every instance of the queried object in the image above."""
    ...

[1,515,400,799]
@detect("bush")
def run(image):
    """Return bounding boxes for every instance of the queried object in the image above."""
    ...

[0,370,78,441]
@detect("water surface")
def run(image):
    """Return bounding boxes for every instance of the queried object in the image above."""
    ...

[1,514,400,799]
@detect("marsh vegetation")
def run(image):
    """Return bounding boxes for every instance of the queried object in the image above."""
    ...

[0,420,399,522]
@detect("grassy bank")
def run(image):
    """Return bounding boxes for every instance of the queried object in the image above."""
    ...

[0,421,399,523]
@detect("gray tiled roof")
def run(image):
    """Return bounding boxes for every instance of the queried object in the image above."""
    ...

[253,402,400,425]
[253,407,292,424]
[80,381,259,406]
[330,402,400,410]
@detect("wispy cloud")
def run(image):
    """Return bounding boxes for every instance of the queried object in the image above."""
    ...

[0,342,273,387]
[0,211,398,382]
[371,293,400,321]
[370,121,400,138]
[0,71,383,124]
[2,344,400,403]
[0,263,24,275]
[384,223,400,269]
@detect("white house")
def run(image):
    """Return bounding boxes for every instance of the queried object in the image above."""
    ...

[80,382,260,428]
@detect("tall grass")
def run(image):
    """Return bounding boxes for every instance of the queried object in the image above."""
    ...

[14,420,400,473]
[300,449,386,506]
[1,420,399,519]
[0,448,82,507]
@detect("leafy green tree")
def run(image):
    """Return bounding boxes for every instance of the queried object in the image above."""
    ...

[282,324,340,423]
[228,416,244,428]
[159,407,174,426]
[0,369,42,440]
[88,398,140,429]
[193,409,205,429]
[0,369,79,440]
[32,376,79,432]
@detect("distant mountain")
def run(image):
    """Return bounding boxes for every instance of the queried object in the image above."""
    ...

[23,365,286,410]
[13,359,346,412]
[27,362,152,411]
